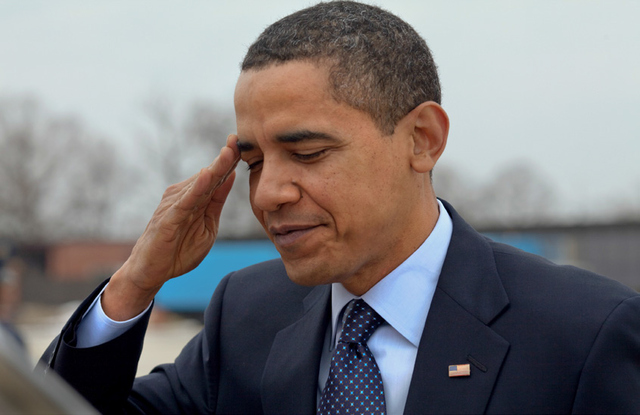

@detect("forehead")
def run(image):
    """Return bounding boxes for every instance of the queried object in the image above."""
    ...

[233,61,350,145]
[234,61,332,113]
[233,60,387,155]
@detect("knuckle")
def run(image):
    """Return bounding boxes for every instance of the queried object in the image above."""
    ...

[163,183,180,198]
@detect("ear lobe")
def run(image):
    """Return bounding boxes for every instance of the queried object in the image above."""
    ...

[409,101,449,174]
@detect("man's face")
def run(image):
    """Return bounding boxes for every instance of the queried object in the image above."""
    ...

[234,61,429,294]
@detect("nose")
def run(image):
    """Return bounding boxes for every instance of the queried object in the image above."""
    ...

[251,158,301,212]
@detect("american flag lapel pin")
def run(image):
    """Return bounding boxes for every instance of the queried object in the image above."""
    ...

[449,364,471,377]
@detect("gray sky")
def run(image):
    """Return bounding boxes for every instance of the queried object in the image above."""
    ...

[1,1,639,219]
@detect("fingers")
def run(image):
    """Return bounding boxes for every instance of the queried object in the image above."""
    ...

[210,168,236,205]
[201,134,240,194]
[155,135,239,231]
[171,135,239,215]
[167,134,239,199]
[204,169,236,231]
[125,135,242,296]
[207,134,240,181]
[211,147,240,191]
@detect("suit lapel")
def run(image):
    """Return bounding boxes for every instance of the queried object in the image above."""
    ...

[403,288,510,414]
[260,201,511,414]
[261,284,331,415]
[404,201,511,414]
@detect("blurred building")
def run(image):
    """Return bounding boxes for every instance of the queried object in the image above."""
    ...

[13,242,134,305]
[46,242,134,281]
[483,220,640,292]
[5,220,640,312]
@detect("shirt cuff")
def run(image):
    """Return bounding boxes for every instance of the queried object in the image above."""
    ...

[75,282,153,348]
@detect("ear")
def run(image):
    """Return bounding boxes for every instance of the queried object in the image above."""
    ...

[406,101,449,174]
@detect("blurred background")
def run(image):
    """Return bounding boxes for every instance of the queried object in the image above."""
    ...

[1,1,639,371]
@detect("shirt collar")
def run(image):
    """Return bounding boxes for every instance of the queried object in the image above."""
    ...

[330,199,453,347]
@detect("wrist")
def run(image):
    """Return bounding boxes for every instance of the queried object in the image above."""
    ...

[102,267,159,321]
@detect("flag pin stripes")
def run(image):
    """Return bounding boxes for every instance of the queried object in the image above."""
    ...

[448,364,471,377]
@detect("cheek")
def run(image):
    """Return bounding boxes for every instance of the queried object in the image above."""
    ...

[313,170,372,228]
[248,176,265,225]
[338,161,405,221]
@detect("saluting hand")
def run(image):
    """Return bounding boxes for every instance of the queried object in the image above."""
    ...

[102,134,241,321]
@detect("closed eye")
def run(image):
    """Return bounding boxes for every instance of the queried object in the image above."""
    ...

[246,159,263,172]
[293,149,327,162]
[245,149,328,172]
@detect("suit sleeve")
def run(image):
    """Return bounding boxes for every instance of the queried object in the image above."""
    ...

[127,275,229,414]
[39,275,231,414]
[39,279,152,414]
[572,295,640,414]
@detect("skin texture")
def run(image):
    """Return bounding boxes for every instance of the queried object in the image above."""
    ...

[235,61,449,295]
[102,135,240,320]
[102,60,449,320]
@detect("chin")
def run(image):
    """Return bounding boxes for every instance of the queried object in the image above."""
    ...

[282,260,335,288]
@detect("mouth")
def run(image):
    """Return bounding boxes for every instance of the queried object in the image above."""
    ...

[269,224,322,248]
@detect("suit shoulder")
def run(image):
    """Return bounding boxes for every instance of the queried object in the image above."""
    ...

[217,258,316,306]
[488,239,638,319]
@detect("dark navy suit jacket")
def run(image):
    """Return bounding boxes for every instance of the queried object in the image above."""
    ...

[42,201,640,414]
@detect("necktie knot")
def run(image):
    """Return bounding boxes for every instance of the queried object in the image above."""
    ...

[339,299,384,345]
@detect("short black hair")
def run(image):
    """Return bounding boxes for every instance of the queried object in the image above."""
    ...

[242,1,441,135]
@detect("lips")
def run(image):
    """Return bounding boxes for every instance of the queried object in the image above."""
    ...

[269,224,321,247]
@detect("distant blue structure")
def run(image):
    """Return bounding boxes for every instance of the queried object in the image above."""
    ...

[157,235,545,313]
[156,227,640,313]
[482,233,545,257]
[157,235,546,313]
[155,240,280,312]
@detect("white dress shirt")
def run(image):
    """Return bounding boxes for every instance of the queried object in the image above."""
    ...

[318,199,453,415]
[75,284,152,348]
[77,201,452,415]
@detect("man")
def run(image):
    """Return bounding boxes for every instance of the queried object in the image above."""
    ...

[42,1,640,414]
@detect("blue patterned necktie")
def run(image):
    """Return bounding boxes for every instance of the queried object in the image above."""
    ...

[318,299,387,415]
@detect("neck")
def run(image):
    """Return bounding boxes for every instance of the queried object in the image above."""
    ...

[341,196,440,296]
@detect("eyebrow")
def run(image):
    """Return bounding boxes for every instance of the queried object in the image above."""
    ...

[236,140,255,153]
[276,130,338,144]
[237,130,339,154]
